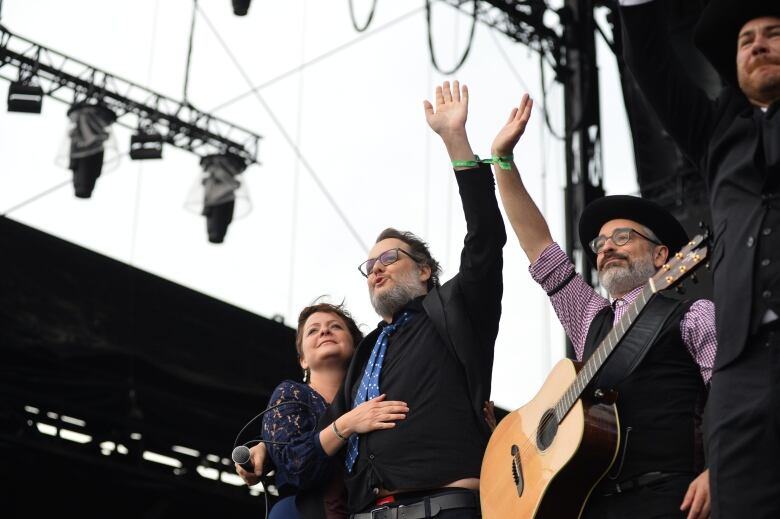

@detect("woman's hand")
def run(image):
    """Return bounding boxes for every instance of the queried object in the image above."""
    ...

[340,394,409,435]
[234,442,267,487]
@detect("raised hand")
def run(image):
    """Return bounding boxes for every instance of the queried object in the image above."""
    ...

[492,92,553,263]
[423,80,469,139]
[492,93,533,157]
[423,80,475,163]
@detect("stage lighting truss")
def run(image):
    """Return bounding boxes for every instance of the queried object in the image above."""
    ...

[439,0,564,75]
[0,25,261,167]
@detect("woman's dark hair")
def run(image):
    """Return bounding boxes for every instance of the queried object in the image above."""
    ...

[375,228,441,290]
[295,302,363,360]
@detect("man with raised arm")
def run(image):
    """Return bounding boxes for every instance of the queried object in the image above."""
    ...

[493,95,716,518]
[239,81,506,519]
[619,0,780,515]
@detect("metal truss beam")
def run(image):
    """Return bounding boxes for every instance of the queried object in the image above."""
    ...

[0,24,260,165]
[440,0,563,72]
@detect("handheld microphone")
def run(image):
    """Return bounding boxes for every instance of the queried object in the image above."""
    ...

[232,445,254,472]
[232,400,315,475]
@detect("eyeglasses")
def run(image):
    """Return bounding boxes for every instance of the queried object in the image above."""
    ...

[358,248,417,277]
[588,227,662,254]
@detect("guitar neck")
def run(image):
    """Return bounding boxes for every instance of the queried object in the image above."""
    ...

[553,281,657,422]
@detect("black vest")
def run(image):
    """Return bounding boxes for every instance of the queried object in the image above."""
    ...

[584,294,706,480]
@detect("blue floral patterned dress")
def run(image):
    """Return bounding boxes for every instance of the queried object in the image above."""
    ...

[262,380,342,518]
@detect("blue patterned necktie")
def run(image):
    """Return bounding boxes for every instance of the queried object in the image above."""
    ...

[345,311,413,473]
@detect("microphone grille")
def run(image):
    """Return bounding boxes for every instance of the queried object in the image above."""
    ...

[232,445,251,465]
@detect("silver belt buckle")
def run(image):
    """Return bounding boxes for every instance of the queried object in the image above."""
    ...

[370,505,390,519]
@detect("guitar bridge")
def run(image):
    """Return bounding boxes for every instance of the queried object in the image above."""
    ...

[511,444,524,497]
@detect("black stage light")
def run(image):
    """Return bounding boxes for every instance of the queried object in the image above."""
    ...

[200,153,247,243]
[7,81,44,113]
[232,0,251,16]
[66,103,117,199]
[204,198,236,244]
[130,130,163,160]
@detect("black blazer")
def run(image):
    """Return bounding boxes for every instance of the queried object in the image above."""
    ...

[621,1,780,370]
[299,164,506,517]
[337,163,505,440]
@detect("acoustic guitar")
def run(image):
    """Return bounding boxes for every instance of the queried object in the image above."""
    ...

[480,234,709,518]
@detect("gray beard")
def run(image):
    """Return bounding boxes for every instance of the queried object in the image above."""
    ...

[598,253,658,297]
[370,269,427,318]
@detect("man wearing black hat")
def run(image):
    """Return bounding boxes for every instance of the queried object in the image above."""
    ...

[492,95,716,518]
[619,0,780,515]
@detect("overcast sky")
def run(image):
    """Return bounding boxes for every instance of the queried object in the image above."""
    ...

[0,0,638,409]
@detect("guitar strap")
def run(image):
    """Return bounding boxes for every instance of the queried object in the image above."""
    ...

[589,293,685,389]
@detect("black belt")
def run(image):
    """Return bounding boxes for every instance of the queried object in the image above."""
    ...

[350,492,478,519]
[601,471,685,497]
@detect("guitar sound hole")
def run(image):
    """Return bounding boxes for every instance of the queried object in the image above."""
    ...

[536,409,558,451]
[511,444,524,496]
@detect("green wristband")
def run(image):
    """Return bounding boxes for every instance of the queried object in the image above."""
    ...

[451,154,483,168]
[451,154,513,170]
[493,154,514,171]
[451,159,480,168]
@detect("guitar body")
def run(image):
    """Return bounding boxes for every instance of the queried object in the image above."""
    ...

[481,359,620,518]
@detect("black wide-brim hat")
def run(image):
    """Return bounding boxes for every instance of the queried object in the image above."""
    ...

[578,195,689,265]
[694,0,780,86]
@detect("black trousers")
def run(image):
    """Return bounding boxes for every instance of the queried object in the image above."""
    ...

[582,474,691,519]
[708,326,780,519]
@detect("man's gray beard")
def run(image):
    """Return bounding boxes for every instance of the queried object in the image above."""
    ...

[598,253,658,297]
[371,268,427,318]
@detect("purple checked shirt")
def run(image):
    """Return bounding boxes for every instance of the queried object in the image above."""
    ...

[530,243,717,385]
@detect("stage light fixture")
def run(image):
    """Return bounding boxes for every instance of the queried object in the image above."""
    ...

[232,0,251,16]
[130,130,164,160]
[199,153,248,243]
[66,102,117,199]
[7,81,44,113]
